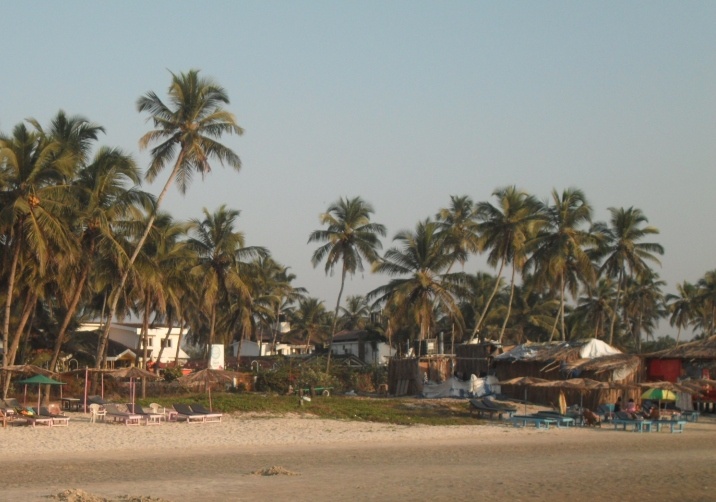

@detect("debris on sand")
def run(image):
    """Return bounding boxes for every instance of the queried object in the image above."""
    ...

[49,488,172,502]
[250,465,300,476]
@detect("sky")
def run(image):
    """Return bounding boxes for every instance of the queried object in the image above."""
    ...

[2,2,715,339]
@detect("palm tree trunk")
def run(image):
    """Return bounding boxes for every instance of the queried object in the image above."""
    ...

[154,314,174,369]
[559,273,567,341]
[325,266,347,373]
[498,265,517,343]
[48,259,91,376]
[174,317,185,365]
[95,152,185,371]
[2,291,37,398]
[2,236,22,373]
[608,270,624,345]
[141,289,150,398]
[470,258,506,341]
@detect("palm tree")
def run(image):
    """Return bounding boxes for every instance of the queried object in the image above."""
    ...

[289,297,329,352]
[338,295,371,331]
[695,270,716,338]
[369,219,463,348]
[436,195,481,272]
[572,277,616,340]
[593,207,664,344]
[96,70,244,368]
[308,196,386,371]
[622,270,666,350]
[665,281,697,344]
[186,205,266,357]
[0,112,102,374]
[47,146,152,374]
[471,186,542,343]
[526,188,595,341]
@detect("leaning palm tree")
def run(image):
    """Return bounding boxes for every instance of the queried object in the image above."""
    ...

[470,186,542,342]
[369,219,463,348]
[308,196,386,371]
[593,207,664,345]
[526,188,595,341]
[47,146,153,375]
[96,70,244,368]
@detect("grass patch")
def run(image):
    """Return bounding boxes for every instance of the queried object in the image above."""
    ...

[142,393,483,426]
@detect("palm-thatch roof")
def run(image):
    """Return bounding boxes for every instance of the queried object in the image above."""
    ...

[494,338,621,364]
[646,336,716,360]
[565,353,641,375]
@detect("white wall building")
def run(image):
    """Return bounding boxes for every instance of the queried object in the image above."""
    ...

[78,323,190,365]
[331,330,395,365]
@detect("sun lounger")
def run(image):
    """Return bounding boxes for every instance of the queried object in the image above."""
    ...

[172,403,206,423]
[88,395,108,406]
[681,410,699,422]
[189,403,223,422]
[127,404,163,425]
[104,404,142,425]
[509,415,558,429]
[611,412,652,432]
[38,406,70,427]
[469,399,515,420]
[654,419,687,433]
[25,414,54,428]
[533,411,577,428]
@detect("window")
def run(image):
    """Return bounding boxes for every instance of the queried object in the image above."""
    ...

[161,339,173,348]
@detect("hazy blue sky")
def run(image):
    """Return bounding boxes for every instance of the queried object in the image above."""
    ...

[2,2,714,338]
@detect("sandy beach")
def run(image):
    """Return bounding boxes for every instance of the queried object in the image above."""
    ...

[0,410,714,502]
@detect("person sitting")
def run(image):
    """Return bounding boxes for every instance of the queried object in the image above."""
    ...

[647,405,661,420]
[625,398,639,419]
[614,396,622,413]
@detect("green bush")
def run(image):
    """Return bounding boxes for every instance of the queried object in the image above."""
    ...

[162,367,183,382]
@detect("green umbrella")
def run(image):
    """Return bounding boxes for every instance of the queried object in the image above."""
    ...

[641,388,676,402]
[16,374,65,412]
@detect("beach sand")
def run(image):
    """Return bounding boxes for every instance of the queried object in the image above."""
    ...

[0,410,714,501]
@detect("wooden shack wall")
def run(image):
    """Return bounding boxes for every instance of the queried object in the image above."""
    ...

[388,358,422,396]
[455,344,495,378]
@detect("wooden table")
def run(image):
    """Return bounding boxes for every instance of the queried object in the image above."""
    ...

[61,398,82,411]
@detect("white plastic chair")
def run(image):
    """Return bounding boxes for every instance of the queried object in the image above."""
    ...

[89,403,106,423]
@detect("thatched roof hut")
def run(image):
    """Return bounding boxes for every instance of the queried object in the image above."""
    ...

[494,339,640,410]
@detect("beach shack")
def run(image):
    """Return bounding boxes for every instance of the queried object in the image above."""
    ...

[493,338,641,410]
[645,335,716,412]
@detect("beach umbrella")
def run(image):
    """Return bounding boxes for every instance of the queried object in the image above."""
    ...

[498,377,549,415]
[178,368,241,411]
[533,378,610,410]
[16,374,65,412]
[107,367,160,407]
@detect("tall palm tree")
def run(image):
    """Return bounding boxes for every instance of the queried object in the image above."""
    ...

[526,188,595,341]
[96,70,244,368]
[47,147,152,374]
[572,277,616,340]
[369,219,463,347]
[308,196,386,371]
[0,112,102,373]
[665,281,697,344]
[435,195,481,272]
[593,207,664,344]
[471,186,542,343]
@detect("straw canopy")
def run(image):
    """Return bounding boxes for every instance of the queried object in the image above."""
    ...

[1,365,58,377]
[647,335,716,359]
[107,367,160,380]
[639,380,697,394]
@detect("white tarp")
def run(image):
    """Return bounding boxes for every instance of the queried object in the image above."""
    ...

[578,338,622,359]
[421,375,499,399]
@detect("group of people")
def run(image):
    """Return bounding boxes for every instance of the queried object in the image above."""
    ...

[614,396,673,420]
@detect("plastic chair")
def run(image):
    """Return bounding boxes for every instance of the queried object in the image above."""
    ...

[89,403,106,423]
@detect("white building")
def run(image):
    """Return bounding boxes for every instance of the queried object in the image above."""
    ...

[331,330,395,365]
[78,323,190,365]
